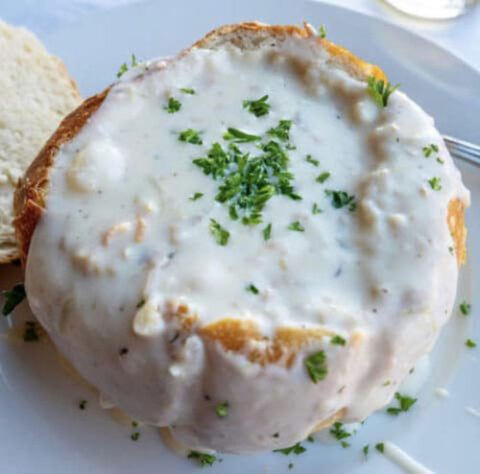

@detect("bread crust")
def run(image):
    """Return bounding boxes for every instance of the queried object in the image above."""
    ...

[13,21,466,267]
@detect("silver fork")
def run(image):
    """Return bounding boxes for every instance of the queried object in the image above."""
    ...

[443,135,480,168]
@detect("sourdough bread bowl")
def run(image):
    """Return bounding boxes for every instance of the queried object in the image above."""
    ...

[14,22,469,453]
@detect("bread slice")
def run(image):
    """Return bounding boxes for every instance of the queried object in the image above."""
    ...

[0,19,81,263]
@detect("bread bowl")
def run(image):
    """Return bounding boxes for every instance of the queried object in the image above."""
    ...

[13,22,469,453]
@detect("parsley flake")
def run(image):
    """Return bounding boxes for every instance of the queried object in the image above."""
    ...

[165,97,181,113]
[268,120,292,142]
[246,284,259,295]
[319,24,327,38]
[263,223,272,241]
[243,95,270,117]
[312,203,322,215]
[325,190,356,211]
[304,351,328,383]
[209,219,230,246]
[2,283,26,316]
[428,177,442,191]
[330,422,351,447]
[316,172,331,184]
[466,338,477,349]
[288,221,305,232]
[23,321,40,342]
[386,392,417,415]
[459,301,471,316]
[179,128,203,145]
[79,400,87,410]
[130,432,140,441]
[331,335,346,346]
[437,158,445,164]
[189,192,204,201]
[367,76,399,108]
[223,127,261,143]
[306,154,319,166]
[215,401,229,418]
[116,54,138,78]
[180,87,195,94]
[363,444,369,458]
[273,442,306,455]
[188,451,218,467]
[422,144,439,157]
[376,443,385,454]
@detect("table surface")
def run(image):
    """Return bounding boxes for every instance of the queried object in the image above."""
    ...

[1,0,479,70]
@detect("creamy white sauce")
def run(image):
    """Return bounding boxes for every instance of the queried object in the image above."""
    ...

[383,441,434,474]
[465,406,480,418]
[25,33,469,453]
[434,387,450,399]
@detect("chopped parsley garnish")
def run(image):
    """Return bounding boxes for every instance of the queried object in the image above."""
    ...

[263,223,272,241]
[363,444,369,458]
[305,154,319,166]
[136,299,145,309]
[437,158,445,164]
[23,321,40,342]
[165,97,181,113]
[367,76,399,108]
[209,219,230,246]
[130,432,140,441]
[329,422,351,447]
[79,400,87,410]
[246,284,259,295]
[243,95,270,117]
[466,338,477,349]
[189,192,204,201]
[288,221,305,232]
[215,401,229,418]
[188,451,218,467]
[375,443,385,454]
[307,435,315,443]
[428,177,442,191]
[319,24,327,38]
[459,301,471,316]
[223,127,261,143]
[331,335,346,346]
[422,144,439,157]
[193,143,231,179]
[132,421,139,428]
[312,203,322,215]
[288,463,294,470]
[179,128,203,145]
[449,246,454,255]
[197,140,300,226]
[273,442,306,455]
[304,351,328,383]
[2,283,26,316]
[268,120,292,142]
[316,172,331,184]
[386,392,417,415]
[180,87,195,94]
[325,190,356,211]
[116,54,138,78]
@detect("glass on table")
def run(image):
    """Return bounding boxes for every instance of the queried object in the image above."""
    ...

[382,0,477,19]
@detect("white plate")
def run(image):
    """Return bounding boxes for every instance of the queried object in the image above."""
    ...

[1,1,479,473]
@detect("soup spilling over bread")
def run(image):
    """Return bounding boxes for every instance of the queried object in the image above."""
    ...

[13,23,469,454]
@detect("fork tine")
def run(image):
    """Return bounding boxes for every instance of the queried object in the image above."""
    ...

[443,135,480,168]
